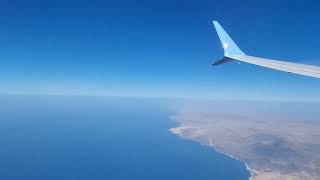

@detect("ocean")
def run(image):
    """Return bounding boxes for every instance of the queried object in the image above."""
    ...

[0,95,250,180]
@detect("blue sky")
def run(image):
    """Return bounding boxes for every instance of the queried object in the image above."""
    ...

[1,0,320,101]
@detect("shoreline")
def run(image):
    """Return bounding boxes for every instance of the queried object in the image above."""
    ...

[169,125,254,180]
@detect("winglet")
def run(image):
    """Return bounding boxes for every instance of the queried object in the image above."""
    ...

[213,21,245,56]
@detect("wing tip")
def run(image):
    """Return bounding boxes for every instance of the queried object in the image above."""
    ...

[212,20,245,56]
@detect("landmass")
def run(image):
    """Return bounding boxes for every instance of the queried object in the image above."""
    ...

[169,107,320,180]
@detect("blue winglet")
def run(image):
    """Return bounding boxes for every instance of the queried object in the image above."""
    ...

[213,21,245,56]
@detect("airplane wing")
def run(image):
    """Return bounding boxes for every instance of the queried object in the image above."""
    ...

[212,21,320,79]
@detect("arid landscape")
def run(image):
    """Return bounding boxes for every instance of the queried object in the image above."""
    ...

[170,103,320,180]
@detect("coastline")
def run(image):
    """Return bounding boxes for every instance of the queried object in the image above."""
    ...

[168,103,320,180]
[246,164,254,180]
[169,125,254,180]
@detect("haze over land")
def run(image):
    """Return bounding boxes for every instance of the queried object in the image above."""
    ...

[171,101,320,180]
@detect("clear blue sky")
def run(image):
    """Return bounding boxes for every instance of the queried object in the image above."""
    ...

[1,0,320,101]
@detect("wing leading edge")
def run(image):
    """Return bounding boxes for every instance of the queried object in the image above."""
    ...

[212,21,320,79]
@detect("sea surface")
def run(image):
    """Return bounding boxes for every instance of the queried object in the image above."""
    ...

[0,95,250,180]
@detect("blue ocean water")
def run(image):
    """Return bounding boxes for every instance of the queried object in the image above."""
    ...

[0,95,250,180]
